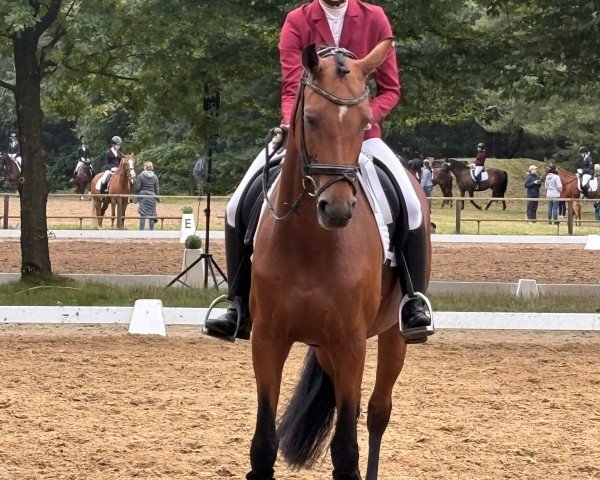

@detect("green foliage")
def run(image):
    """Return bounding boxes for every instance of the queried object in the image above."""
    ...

[181,205,193,214]
[184,234,202,250]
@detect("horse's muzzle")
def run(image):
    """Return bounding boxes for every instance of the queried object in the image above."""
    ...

[317,195,356,229]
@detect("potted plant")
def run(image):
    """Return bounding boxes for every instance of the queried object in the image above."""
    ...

[181,234,204,287]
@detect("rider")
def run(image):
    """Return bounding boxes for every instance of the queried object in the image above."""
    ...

[474,142,486,189]
[71,140,93,181]
[204,0,433,344]
[7,133,21,170]
[99,136,123,194]
[578,146,594,194]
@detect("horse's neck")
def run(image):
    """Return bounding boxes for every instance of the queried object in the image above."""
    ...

[110,165,129,192]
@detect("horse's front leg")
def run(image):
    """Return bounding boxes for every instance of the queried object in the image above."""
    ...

[460,189,465,210]
[110,200,116,228]
[247,330,291,480]
[329,340,366,480]
[366,327,407,480]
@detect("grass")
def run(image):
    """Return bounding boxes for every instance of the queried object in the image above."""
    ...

[0,276,221,308]
[1,277,599,313]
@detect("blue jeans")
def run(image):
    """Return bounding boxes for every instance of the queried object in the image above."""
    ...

[423,185,433,209]
[139,217,155,230]
[547,199,560,221]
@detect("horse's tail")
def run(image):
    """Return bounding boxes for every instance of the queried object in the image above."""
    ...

[277,347,335,468]
[495,171,509,197]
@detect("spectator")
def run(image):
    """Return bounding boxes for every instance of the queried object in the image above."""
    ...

[134,161,160,230]
[523,165,541,222]
[594,201,600,221]
[544,165,563,224]
[558,200,566,219]
[192,153,207,195]
[420,159,433,209]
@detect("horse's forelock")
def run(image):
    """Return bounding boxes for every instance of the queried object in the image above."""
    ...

[334,53,350,76]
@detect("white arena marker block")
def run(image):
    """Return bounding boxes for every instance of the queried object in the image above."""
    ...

[584,234,600,250]
[129,299,167,336]
[516,279,539,298]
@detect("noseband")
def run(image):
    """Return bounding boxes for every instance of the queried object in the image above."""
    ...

[299,47,369,198]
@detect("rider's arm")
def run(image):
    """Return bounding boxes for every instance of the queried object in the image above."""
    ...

[368,9,400,126]
[278,11,305,126]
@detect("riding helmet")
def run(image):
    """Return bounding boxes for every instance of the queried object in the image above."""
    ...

[477,142,485,149]
[111,136,122,145]
[579,146,589,154]
[10,133,16,138]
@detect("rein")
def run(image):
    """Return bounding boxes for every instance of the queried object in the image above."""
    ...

[264,47,368,220]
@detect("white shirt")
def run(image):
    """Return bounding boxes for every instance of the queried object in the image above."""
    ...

[319,0,348,46]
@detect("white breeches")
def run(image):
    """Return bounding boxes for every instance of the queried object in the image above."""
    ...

[9,154,21,169]
[75,160,85,172]
[474,165,484,177]
[101,168,117,183]
[226,137,423,231]
[582,173,592,187]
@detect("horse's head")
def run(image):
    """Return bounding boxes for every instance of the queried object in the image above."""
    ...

[122,154,136,183]
[293,39,392,229]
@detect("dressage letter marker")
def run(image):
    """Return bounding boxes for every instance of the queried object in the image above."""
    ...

[180,213,196,243]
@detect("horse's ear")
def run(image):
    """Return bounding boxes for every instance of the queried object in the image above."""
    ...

[302,43,321,76]
[357,38,394,76]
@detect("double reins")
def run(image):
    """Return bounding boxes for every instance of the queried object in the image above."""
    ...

[264,47,369,220]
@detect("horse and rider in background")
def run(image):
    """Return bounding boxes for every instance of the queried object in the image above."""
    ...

[441,157,508,210]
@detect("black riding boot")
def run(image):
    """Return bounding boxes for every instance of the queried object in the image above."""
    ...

[396,223,433,344]
[204,223,252,340]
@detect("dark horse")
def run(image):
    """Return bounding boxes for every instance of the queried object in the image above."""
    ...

[0,152,21,187]
[73,160,94,198]
[442,158,508,210]
[249,41,431,479]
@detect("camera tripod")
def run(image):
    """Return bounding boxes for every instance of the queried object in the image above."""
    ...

[168,143,227,289]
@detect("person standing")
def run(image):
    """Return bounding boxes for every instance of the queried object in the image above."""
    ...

[420,159,433,210]
[524,165,541,222]
[134,161,160,230]
[544,165,563,224]
[192,153,207,195]
[473,142,486,189]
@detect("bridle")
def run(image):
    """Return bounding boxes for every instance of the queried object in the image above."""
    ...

[265,47,369,220]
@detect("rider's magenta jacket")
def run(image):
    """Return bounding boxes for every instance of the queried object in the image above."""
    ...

[278,0,400,140]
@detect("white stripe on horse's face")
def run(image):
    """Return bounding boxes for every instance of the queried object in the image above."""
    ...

[339,105,347,123]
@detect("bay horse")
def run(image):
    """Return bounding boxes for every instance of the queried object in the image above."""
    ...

[442,158,508,210]
[0,152,21,188]
[542,166,582,225]
[90,155,135,228]
[248,41,431,479]
[73,161,94,198]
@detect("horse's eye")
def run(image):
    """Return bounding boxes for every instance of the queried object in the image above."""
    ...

[304,115,318,128]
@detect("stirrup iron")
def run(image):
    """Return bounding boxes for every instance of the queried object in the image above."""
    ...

[398,291,435,342]
[202,294,243,343]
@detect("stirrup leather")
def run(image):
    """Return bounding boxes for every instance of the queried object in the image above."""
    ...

[202,294,243,343]
[398,291,435,341]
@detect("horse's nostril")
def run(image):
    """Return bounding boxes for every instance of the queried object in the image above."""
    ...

[318,199,328,213]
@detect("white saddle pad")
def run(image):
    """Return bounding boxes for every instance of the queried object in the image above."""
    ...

[470,169,488,182]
